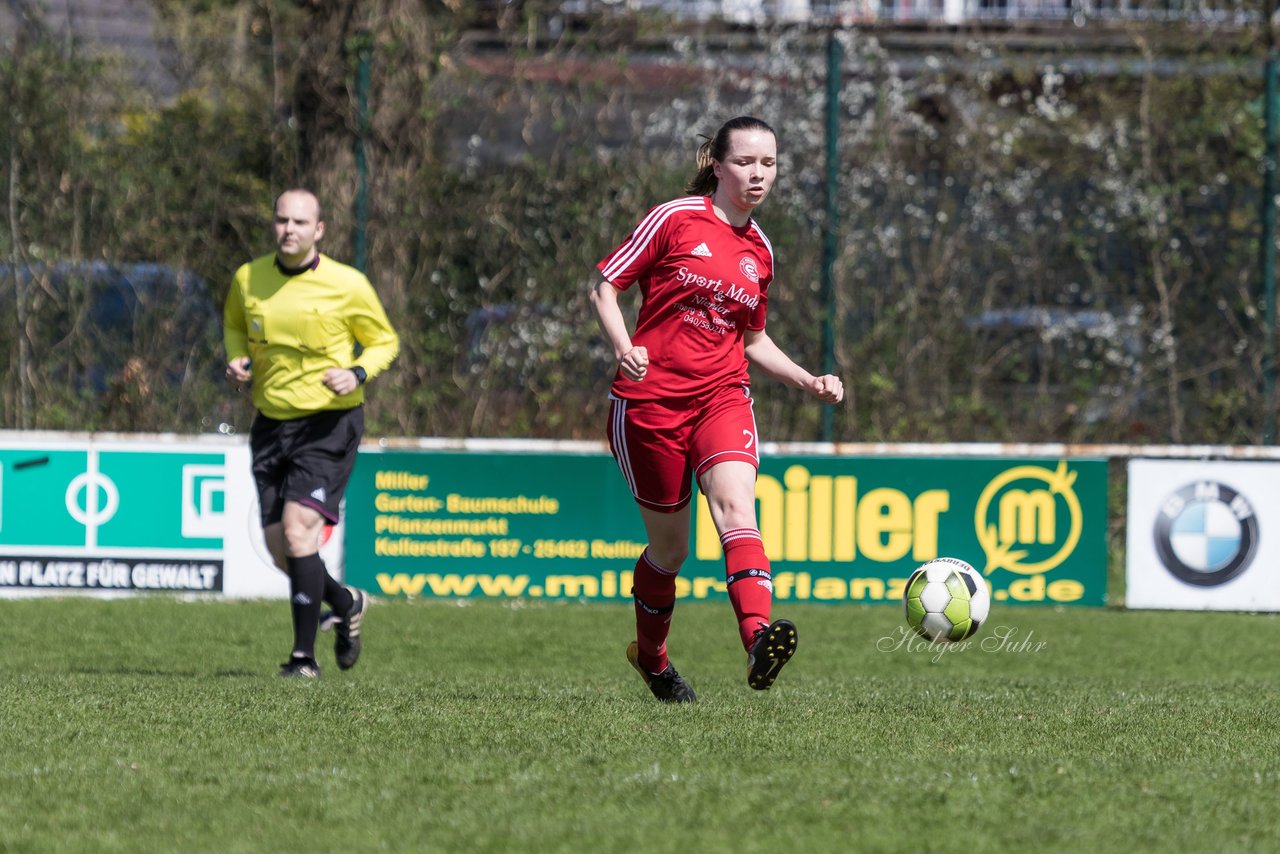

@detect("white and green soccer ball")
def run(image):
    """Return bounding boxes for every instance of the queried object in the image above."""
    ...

[903,557,991,643]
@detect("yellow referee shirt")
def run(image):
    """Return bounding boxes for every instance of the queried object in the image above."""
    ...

[223,253,400,420]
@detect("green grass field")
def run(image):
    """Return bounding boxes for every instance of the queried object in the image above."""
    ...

[3,596,1279,853]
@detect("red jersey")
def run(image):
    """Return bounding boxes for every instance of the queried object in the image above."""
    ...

[598,196,774,401]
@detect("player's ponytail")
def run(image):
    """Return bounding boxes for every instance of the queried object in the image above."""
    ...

[684,116,776,197]
[684,136,718,196]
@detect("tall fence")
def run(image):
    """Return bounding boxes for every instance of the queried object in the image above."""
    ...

[0,4,1276,446]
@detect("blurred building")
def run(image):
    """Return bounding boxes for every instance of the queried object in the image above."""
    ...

[0,0,177,95]
[529,0,1263,26]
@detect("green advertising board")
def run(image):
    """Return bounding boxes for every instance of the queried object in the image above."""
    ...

[0,444,226,591]
[344,451,1108,606]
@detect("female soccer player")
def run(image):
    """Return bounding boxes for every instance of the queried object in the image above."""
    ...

[590,116,844,703]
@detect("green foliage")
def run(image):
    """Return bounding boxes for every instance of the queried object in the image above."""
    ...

[103,92,274,267]
[1,6,1276,442]
[4,597,1280,851]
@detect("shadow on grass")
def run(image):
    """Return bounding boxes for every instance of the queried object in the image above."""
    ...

[70,666,262,678]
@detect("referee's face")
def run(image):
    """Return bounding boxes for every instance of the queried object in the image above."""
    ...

[273,191,325,268]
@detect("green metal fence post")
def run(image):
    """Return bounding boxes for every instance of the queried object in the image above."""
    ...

[1264,49,1277,444]
[821,30,842,443]
[352,30,372,273]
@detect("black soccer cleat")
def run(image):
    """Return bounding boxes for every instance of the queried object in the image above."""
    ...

[747,619,798,691]
[334,587,368,671]
[626,641,696,703]
[279,655,321,679]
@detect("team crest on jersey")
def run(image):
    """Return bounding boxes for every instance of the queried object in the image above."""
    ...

[739,256,760,284]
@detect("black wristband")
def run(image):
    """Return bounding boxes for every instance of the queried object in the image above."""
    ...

[351,366,368,385]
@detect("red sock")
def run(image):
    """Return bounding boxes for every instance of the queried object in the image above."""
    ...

[632,550,677,673]
[722,527,772,651]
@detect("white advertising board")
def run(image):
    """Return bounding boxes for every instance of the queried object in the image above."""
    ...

[1126,458,1278,611]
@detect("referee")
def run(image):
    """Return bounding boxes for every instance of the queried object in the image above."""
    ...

[224,188,400,678]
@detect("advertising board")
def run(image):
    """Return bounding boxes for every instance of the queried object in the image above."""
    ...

[345,450,1108,606]
[0,435,338,598]
[1126,458,1279,610]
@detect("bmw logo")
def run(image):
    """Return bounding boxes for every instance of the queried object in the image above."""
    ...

[1153,481,1259,587]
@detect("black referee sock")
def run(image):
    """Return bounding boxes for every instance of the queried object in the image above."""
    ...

[286,553,327,660]
[323,573,355,616]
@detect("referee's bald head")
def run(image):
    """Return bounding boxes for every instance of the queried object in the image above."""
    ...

[275,188,324,224]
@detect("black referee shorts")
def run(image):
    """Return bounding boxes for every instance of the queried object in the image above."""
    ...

[249,406,364,527]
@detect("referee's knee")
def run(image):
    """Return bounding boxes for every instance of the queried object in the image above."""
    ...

[281,520,323,558]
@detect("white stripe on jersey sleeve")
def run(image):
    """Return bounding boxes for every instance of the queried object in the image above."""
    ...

[749,220,775,271]
[601,197,707,283]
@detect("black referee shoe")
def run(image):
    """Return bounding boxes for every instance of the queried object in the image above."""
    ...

[626,642,696,703]
[746,619,798,691]
[279,655,321,679]
[334,588,368,671]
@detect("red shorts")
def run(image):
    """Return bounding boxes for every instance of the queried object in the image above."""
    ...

[607,384,759,513]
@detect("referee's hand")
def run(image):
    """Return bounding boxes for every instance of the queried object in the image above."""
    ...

[226,357,252,387]
[323,368,361,396]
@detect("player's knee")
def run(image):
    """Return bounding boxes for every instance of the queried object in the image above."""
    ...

[709,498,757,530]
[650,541,689,571]
[260,525,288,570]
[281,520,320,557]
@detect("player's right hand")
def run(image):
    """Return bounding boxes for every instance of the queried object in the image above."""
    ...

[619,345,648,382]
[226,356,252,386]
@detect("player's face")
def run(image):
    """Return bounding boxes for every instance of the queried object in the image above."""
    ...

[273,191,325,266]
[712,129,777,220]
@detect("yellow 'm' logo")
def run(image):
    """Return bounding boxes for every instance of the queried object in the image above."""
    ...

[974,460,1082,576]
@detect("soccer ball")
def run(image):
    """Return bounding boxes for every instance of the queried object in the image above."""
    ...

[903,557,991,643]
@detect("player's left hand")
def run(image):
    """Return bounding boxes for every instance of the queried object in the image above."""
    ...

[807,374,844,404]
[323,368,361,396]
